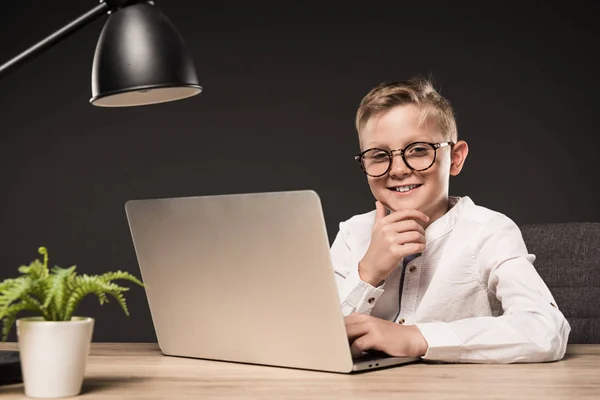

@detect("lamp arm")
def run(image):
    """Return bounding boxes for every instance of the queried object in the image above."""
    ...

[0,2,111,80]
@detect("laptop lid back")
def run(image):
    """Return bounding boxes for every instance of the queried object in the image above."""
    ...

[125,190,354,373]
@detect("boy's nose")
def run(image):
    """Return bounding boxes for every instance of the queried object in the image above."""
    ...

[389,154,411,177]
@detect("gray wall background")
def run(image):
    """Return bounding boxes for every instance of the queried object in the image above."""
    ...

[1,1,598,342]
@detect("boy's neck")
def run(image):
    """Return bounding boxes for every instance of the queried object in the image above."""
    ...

[425,196,452,228]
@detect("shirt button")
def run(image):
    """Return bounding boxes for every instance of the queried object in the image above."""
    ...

[368,297,375,304]
[409,265,416,272]
[398,318,405,324]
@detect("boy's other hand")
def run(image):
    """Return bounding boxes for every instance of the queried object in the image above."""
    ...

[345,313,428,358]
[358,201,428,286]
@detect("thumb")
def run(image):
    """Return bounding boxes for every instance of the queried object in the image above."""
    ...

[375,201,386,221]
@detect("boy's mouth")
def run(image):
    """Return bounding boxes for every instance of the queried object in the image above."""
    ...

[387,184,423,194]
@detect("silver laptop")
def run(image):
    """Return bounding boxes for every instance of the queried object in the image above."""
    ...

[125,190,420,373]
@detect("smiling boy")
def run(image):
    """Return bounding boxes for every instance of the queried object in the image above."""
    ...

[330,77,571,363]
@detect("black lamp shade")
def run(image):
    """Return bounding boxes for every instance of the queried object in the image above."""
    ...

[90,3,202,107]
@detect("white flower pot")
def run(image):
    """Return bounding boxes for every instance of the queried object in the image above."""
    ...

[16,316,94,399]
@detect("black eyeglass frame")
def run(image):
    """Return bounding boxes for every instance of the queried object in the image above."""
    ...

[354,141,455,177]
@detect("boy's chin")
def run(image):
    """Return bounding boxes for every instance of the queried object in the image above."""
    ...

[384,198,425,213]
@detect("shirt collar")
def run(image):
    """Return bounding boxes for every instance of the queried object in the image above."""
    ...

[425,196,464,243]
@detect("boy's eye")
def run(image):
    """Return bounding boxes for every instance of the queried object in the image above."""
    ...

[366,151,389,161]
[406,145,431,156]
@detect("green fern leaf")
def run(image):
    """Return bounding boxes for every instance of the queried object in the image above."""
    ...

[17,260,45,279]
[96,270,143,311]
[44,266,77,313]
[0,277,32,318]
[104,288,129,316]
[62,276,131,321]
[23,295,48,320]
[100,270,145,288]
[29,279,47,307]
[16,247,50,280]
[0,278,21,294]
[1,301,41,342]
[1,247,144,339]
[97,292,108,305]
[63,270,77,307]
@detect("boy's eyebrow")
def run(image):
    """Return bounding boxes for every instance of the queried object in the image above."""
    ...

[364,136,438,149]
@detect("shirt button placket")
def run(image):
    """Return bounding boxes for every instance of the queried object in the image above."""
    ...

[402,261,420,316]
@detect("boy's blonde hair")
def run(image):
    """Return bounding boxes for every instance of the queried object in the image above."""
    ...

[355,77,458,143]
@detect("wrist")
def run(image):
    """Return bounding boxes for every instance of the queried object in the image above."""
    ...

[358,261,385,287]
[411,325,429,356]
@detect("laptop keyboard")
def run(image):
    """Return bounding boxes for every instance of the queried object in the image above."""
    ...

[354,350,391,362]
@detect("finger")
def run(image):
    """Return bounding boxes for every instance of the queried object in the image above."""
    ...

[385,209,430,227]
[350,343,365,358]
[387,219,426,236]
[344,312,369,325]
[345,313,370,341]
[375,201,386,222]
[345,321,372,342]
[350,332,376,358]
[393,242,426,257]
[393,230,426,246]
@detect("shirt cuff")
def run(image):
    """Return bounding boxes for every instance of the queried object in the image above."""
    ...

[414,322,464,361]
[339,268,385,316]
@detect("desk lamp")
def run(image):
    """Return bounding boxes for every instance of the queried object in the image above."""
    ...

[0,0,202,105]
[0,0,201,384]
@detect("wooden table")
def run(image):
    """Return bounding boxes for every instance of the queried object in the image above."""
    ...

[1,343,598,399]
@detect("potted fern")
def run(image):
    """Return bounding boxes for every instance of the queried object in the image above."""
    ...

[0,246,144,398]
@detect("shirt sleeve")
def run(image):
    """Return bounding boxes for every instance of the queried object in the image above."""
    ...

[330,222,385,316]
[414,217,571,363]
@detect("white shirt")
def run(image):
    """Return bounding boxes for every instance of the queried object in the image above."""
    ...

[330,196,571,363]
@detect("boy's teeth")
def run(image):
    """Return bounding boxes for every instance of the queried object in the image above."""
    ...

[395,184,419,192]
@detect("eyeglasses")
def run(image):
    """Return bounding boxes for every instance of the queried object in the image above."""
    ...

[355,141,454,177]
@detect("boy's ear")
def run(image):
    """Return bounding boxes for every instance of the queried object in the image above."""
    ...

[450,140,469,176]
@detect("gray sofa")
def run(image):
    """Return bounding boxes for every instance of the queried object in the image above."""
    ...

[520,222,600,344]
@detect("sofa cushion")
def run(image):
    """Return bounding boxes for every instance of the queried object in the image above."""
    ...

[520,222,600,344]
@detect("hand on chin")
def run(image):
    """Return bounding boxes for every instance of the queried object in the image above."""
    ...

[383,197,423,214]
